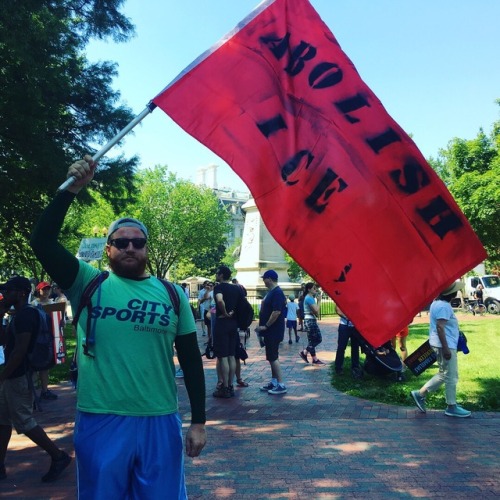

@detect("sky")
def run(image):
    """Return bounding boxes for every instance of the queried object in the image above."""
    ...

[86,0,500,192]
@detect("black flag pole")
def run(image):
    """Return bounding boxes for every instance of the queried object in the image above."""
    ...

[57,101,157,192]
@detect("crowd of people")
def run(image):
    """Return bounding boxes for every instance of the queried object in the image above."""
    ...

[0,155,475,494]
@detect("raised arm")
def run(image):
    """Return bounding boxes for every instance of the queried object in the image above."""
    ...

[30,156,96,289]
[175,332,207,457]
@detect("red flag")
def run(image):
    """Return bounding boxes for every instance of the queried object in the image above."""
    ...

[153,0,486,346]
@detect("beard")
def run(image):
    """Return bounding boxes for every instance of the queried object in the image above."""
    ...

[108,252,148,278]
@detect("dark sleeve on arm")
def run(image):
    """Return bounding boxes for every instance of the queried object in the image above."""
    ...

[175,332,206,424]
[30,191,80,290]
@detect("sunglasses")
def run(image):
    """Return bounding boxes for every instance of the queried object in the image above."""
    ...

[109,238,147,250]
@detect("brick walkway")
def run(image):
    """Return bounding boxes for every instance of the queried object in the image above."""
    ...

[1,317,498,499]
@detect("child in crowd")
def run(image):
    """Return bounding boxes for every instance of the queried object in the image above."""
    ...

[286,294,300,345]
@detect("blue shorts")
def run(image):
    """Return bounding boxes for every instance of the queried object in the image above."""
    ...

[286,320,297,329]
[74,411,186,500]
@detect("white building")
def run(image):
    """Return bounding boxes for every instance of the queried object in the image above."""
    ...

[196,165,250,247]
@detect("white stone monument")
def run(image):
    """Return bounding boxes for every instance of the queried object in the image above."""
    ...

[234,198,301,298]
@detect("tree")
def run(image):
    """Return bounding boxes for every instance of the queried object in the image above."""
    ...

[0,190,116,282]
[170,242,227,282]
[132,166,231,278]
[431,101,500,264]
[285,253,312,283]
[0,0,139,275]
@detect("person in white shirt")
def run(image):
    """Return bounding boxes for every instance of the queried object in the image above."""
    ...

[411,281,471,418]
[286,295,299,345]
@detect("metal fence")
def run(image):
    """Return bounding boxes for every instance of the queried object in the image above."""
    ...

[190,294,338,321]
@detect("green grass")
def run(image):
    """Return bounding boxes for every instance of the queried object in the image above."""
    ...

[330,318,500,412]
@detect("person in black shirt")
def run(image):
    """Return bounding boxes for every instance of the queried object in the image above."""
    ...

[212,266,241,398]
[0,276,71,482]
[474,285,484,305]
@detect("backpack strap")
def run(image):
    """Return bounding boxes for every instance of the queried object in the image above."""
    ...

[158,279,180,316]
[72,271,109,357]
[72,273,179,358]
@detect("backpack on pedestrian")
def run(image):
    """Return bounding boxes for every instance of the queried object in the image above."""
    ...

[235,292,254,331]
[11,304,57,411]
[25,304,56,372]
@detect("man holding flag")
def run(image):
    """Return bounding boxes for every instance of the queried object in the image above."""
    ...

[31,156,206,499]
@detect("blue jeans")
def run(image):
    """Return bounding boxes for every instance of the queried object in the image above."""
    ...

[335,323,360,372]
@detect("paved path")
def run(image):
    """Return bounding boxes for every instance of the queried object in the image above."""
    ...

[1,317,498,499]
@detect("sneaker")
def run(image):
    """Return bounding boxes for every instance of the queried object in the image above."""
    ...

[175,368,184,379]
[312,359,325,365]
[299,351,309,363]
[0,464,6,480]
[411,390,426,413]
[288,339,293,345]
[260,382,276,392]
[445,406,471,418]
[213,386,231,398]
[228,385,235,397]
[41,390,58,400]
[41,451,71,483]
[295,336,300,343]
[268,384,287,395]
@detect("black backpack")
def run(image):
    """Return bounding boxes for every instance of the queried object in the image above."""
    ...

[25,304,56,372]
[12,304,57,412]
[235,292,254,331]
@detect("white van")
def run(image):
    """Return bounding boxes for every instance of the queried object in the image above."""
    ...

[464,275,500,314]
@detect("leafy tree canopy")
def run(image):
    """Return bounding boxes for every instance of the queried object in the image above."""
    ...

[0,0,138,249]
[131,166,231,278]
[431,100,500,265]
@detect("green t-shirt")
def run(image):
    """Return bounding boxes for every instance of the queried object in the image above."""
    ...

[66,261,196,416]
